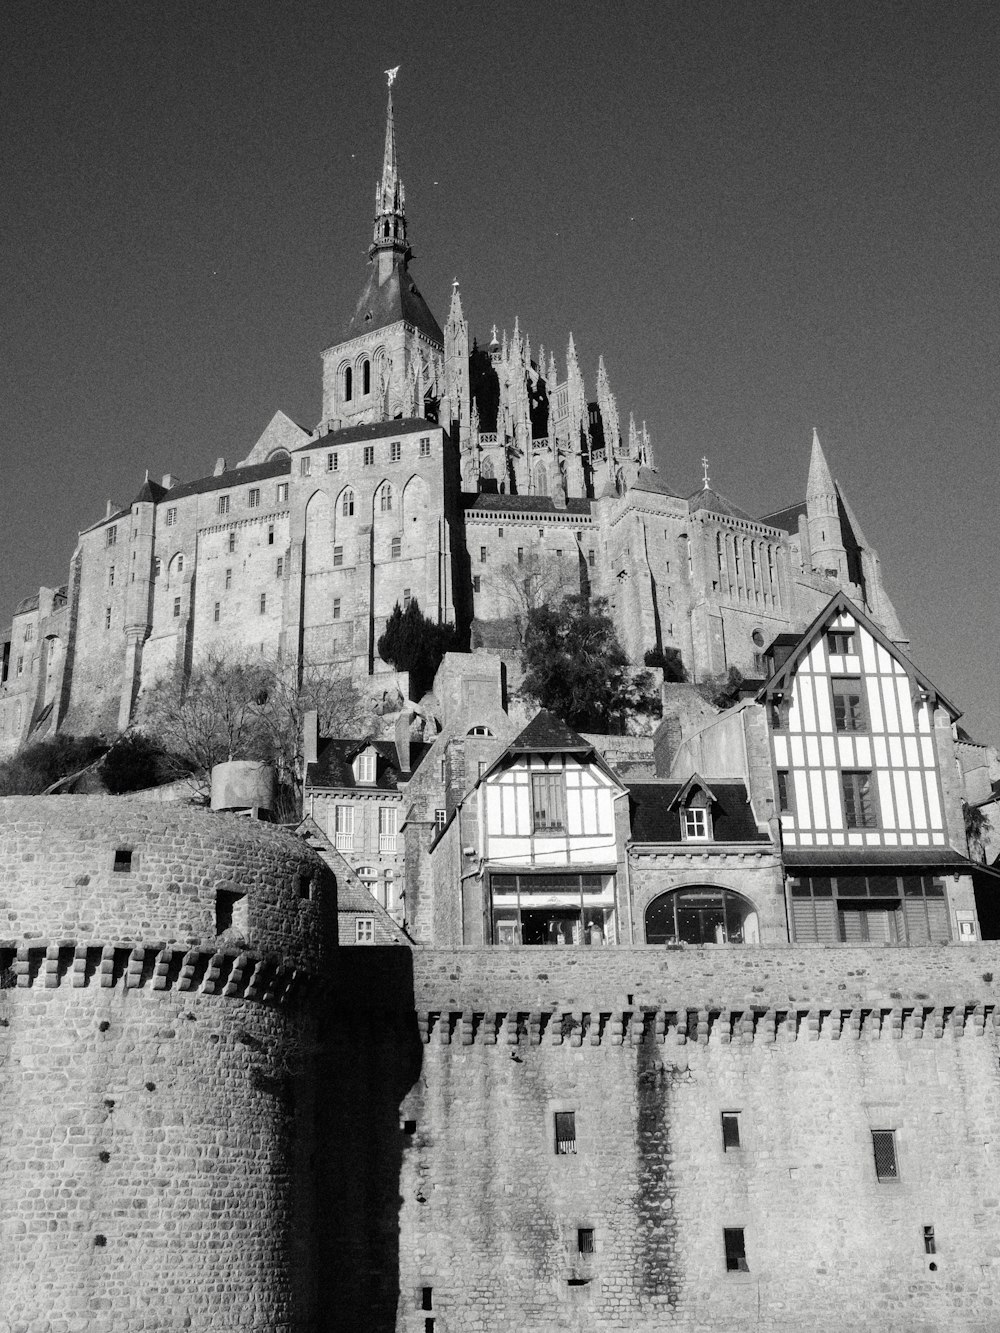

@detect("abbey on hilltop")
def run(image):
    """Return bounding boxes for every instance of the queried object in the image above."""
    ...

[0,85,905,755]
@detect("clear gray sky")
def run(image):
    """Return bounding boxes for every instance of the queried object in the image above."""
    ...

[3,0,998,743]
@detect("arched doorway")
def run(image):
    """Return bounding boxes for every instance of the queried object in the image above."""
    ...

[644,887,758,945]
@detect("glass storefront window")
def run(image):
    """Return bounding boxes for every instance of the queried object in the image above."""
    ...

[644,888,759,945]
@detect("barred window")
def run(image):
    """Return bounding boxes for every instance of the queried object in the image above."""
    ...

[554,1111,576,1154]
[832,677,867,732]
[577,1228,595,1255]
[872,1129,898,1182]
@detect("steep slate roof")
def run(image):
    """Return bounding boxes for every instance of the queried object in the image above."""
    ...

[131,478,168,505]
[463,493,593,517]
[507,710,595,754]
[627,781,769,844]
[759,499,807,532]
[164,456,291,503]
[633,466,679,497]
[305,737,431,790]
[338,264,444,345]
[756,590,961,720]
[295,817,412,946]
[687,486,754,521]
[300,418,433,452]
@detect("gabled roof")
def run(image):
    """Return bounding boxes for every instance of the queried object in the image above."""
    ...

[628,780,770,844]
[295,817,412,945]
[687,486,753,521]
[666,774,716,810]
[463,493,593,517]
[305,737,431,790]
[164,456,291,503]
[759,499,807,532]
[508,710,594,755]
[757,590,961,719]
[632,466,679,498]
[301,418,435,452]
[337,261,443,346]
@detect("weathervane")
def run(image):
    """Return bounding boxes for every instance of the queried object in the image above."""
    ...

[385,65,400,87]
[701,455,711,488]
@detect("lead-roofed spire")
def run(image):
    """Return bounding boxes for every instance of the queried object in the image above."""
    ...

[370,84,410,270]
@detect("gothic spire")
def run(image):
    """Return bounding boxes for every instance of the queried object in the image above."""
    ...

[370,85,410,273]
[806,426,836,504]
[447,278,464,326]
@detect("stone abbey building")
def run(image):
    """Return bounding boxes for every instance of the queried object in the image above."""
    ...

[1,88,906,755]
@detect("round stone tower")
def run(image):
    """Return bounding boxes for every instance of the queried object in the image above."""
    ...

[0,796,336,1332]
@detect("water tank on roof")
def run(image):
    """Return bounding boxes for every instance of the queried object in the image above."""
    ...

[210,761,275,817]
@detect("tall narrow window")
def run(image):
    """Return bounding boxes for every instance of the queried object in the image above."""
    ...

[332,598,341,620]
[344,366,353,402]
[723,1228,748,1272]
[276,557,284,577]
[104,609,111,630]
[173,597,181,618]
[334,805,354,850]
[106,525,117,547]
[531,772,566,832]
[480,546,487,563]
[391,536,401,559]
[403,588,412,609]
[342,490,355,517]
[776,770,794,815]
[872,1129,899,1182]
[362,359,371,395]
[721,1112,741,1150]
[108,566,115,587]
[842,771,877,829]
[577,1228,595,1255]
[213,602,220,623]
[327,452,338,472]
[268,525,275,545]
[554,1111,576,1154]
[218,495,230,515]
[165,507,177,527]
[390,440,401,461]
[248,487,260,508]
[333,545,344,567]
[832,678,867,732]
[472,575,481,593]
[419,436,431,457]
[228,532,236,553]
[259,593,266,614]
[363,445,375,466]
[379,483,393,512]
[277,483,289,504]
[225,567,232,590]
[300,456,311,476]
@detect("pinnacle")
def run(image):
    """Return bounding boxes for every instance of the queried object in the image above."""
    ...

[807,427,836,501]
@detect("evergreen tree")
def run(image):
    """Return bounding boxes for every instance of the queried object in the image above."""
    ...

[521,595,659,733]
[377,598,455,698]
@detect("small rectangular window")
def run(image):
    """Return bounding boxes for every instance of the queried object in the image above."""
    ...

[682,807,710,840]
[923,1225,936,1254]
[268,524,275,545]
[153,557,161,576]
[327,451,338,472]
[587,548,595,568]
[776,770,794,815]
[274,557,283,578]
[724,1227,748,1272]
[498,527,504,538]
[277,483,289,503]
[391,536,401,559]
[577,1228,595,1255]
[554,1111,576,1154]
[300,456,311,476]
[439,758,446,782]
[421,1287,433,1311]
[332,598,341,620]
[517,548,524,564]
[403,588,411,609]
[770,697,790,730]
[832,677,867,732]
[478,761,487,779]
[355,918,375,944]
[106,525,117,547]
[473,575,481,593]
[363,445,375,465]
[108,566,115,587]
[259,593,266,614]
[165,507,177,527]
[480,546,487,563]
[419,436,431,457]
[390,441,401,461]
[228,532,236,554]
[333,545,344,567]
[173,597,181,618]
[113,848,133,873]
[828,630,855,655]
[721,1112,741,1150]
[434,808,446,830]
[354,752,377,784]
[104,608,111,630]
[248,487,260,508]
[225,567,232,590]
[218,495,230,515]
[213,602,220,623]
[872,1129,898,1182]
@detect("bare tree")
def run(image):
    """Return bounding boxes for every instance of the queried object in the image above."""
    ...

[490,549,578,646]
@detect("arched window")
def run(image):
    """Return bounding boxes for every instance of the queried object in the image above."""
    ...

[362,359,371,395]
[344,366,353,402]
[533,461,549,496]
[342,490,355,517]
[467,726,493,736]
[644,888,759,945]
[357,865,378,900]
[716,530,725,573]
[379,483,393,513]
[480,457,494,480]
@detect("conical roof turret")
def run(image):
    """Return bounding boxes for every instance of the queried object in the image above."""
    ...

[807,427,836,503]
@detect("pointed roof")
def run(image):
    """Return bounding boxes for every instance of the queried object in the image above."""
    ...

[508,709,594,754]
[687,486,752,521]
[131,478,167,505]
[757,590,961,719]
[340,263,443,343]
[380,89,398,197]
[633,466,679,497]
[807,427,837,501]
[447,278,464,325]
[759,499,807,532]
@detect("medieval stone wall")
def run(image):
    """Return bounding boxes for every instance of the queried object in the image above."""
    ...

[0,797,335,1332]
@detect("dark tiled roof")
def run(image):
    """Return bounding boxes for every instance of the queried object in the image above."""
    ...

[627,781,769,844]
[302,418,435,451]
[783,848,971,871]
[508,710,593,754]
[633,466,679,497]
[305,737,432,789]
[463,493,593,516]
[131,478,168,505]
[687,487,753,521]
[760,499,807,532]
[164,456,291,503]
[338,260,443,345]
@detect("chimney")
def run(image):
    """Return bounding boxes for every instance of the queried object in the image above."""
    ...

[394,710,411,777]
[213,457,226,477]
[161,474,174,489]
[302,709,319,782]
[105,500,113,519]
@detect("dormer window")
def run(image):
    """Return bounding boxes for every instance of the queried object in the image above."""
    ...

[682,807,711,840]
[353,750,377,784]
